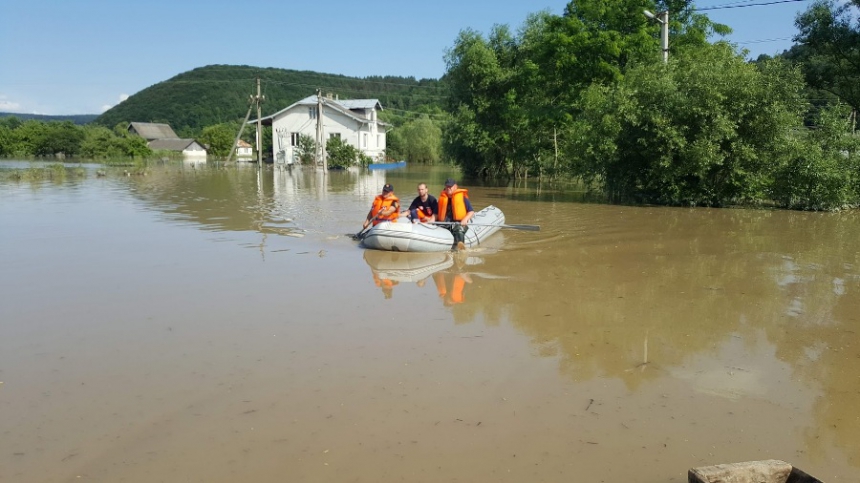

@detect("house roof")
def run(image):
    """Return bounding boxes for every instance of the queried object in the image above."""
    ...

[252,95,384,126]
[338,99,382,110]
[129,122,178,140]
[236,140,252,148]
[148,138,203,151]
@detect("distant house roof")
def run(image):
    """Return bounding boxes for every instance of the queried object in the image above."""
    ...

[129,122,179,140]
[338,99,383,110]
[236,140,252,148]
[148,138,204,152]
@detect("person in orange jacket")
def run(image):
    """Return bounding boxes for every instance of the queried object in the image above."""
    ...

[363,183,400,229]
[438,178,474,251]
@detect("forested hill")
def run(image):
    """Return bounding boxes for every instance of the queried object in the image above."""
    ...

[95,65,445,135]
[0,113,97,125]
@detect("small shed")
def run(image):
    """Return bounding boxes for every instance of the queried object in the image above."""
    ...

[148,138,207,157]
[128,122,179,140]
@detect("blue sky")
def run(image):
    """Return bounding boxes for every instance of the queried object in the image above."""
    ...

[0,0,814,115]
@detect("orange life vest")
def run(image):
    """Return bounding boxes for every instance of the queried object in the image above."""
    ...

[437,189,469,222]
[414,204,434,222]
[371,194,399,225]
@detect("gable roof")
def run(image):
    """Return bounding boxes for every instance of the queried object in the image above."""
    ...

[253,95,384,126]
[147,138,203,151]
[129,122,178,140]
[236,139,252,148]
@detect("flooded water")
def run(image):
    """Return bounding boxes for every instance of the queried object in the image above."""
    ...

[1,161,859,482]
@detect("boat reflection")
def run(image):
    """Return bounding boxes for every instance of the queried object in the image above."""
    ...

[363,250,506,303]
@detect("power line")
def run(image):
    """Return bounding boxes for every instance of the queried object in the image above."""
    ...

[698,0,811,12]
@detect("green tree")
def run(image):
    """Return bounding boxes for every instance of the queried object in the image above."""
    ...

[790,0,860,112]
[771,104,860,210]
[199,123,236,157]
[442,0,729,178]
[0,124,12,156]
[296,134,316,164]
[570,44,810,206]
[397,115,443,163]
[326,136,359,168]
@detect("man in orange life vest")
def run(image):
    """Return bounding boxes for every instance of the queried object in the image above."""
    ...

[438,178,474,251]
[363,183,400,229]
[400,182,438,224]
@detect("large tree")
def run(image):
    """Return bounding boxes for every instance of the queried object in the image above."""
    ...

[789,0,860,112]
[442,0,729,178]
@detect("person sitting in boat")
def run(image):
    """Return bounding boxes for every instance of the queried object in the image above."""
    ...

[363,183,400,229]
[400,182,438,224]
[438,178,474,251]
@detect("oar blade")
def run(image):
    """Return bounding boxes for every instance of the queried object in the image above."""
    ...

[504,224,541,231]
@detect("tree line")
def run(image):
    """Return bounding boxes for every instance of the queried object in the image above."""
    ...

[440,0,860,210]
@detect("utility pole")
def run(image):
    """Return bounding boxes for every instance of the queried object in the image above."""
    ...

[316,88,327,172]
[644,10,669,64]
[254,77,264,168]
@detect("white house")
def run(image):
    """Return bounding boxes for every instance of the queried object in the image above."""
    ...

[235,139,253,158]
[257,94,388,166]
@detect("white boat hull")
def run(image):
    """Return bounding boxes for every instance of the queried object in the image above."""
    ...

[362,205,505,252]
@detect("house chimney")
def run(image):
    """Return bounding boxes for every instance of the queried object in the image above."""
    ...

[326,92,333,100]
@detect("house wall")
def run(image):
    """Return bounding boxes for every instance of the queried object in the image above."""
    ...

[271,103,386,165]
[182,142,207,157]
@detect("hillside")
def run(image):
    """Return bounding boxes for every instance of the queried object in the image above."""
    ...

[95,65,446,135]
[0,112,97,125]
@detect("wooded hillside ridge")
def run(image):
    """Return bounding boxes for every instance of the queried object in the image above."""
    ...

[94,65,446,136]
[0,113,97,125]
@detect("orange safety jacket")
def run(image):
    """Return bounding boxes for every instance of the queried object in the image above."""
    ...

[414,205,434,222]
[370,194,400,225]
[437,189,469,222]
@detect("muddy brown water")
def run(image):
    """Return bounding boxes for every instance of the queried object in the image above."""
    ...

[1,162,859,482]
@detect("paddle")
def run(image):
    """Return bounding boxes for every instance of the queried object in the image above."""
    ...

[431,221,541,232]
[352,214,381,240]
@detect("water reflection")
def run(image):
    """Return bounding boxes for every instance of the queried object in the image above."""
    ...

[4,163,860,481]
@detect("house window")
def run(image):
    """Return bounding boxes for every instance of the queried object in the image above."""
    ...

[329,133,341,140]
[309,107,318,119]
[363,133,367,148]
[377,135,380,147]
[291,132,300,146]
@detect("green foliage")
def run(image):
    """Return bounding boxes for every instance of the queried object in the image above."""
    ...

[296,134,316,164]
[0,112,96,124]
[789,0,860,112]
[570,45,810,206]
[770,104,860,210]
[326,136,360,168]
[199,123,237,157]
[442,0,730,179]
[94,65,446,135]
[0,118,151,159]
[389,115,443,163]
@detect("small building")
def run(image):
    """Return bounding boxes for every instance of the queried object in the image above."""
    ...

[128,122,179,140]
[148,138,207,157]
[128,122,207,157]
[255,94,388,166]
[235,139,253,158]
